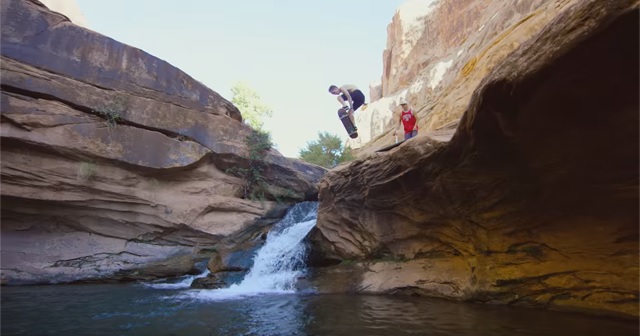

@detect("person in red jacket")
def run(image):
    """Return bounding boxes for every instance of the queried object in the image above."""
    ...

[393,99,419,140]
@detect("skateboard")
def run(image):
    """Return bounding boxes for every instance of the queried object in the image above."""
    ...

[338,107,358,139]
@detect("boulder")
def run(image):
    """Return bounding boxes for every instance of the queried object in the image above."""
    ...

[191,274,227,289]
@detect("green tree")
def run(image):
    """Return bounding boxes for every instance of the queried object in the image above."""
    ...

[226,129,273,200]
[299,132,354,168]
[231,82,273,130]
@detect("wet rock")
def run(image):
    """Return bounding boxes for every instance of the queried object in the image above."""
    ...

[301,263,365,294]
[208,254,225,273]
[304,227,342,267]
[101,255,201,283]
[191,275,227,289]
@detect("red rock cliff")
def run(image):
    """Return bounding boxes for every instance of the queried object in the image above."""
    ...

[349,0,585,151]
[0,0,326,285]
[312,0,639,319]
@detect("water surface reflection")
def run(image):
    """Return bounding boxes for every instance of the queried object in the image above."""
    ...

[1,284,637,336]
[303,294,637,336]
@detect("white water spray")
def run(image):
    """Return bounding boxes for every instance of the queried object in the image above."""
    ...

[185,202,318,300]
[231,217,315,291]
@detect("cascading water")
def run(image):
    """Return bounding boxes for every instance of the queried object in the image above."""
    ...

[186,201,318,300]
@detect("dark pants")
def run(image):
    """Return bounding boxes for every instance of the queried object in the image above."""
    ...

[341,90,366,111]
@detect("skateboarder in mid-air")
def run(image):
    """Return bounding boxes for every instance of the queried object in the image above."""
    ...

[328,84,366,131]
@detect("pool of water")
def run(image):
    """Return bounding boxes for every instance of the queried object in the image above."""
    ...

[1,283,637,336]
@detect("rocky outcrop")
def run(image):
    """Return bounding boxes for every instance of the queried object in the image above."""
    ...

[38,0,89,28]
[191,274,227,289]
[0,0,326,285]
[349,0,587,151]
[314,0,639,319]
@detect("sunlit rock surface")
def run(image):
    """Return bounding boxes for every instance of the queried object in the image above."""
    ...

[314,0,639,319]
[38,0,89,28]
[349,0,589,152]
[0,0,326,285]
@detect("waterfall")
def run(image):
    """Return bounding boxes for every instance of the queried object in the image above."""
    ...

[185,202,318,300]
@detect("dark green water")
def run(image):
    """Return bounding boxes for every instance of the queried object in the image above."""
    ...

[1,283,637,336]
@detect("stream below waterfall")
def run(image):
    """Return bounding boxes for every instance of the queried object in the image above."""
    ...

[2,202,637,335]
[2,284,637,336]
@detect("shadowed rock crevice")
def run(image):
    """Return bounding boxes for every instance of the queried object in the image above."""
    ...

[312,0,638,318]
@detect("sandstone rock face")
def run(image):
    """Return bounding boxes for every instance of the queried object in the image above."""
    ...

[368,80,383,103]
[0,0,326,285]
[315,0,639,319]
[348,0,584,151]
[38,0,89,28]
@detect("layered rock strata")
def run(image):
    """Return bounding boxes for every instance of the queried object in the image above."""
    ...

[0,0,326,285]
[349,0,589,152]
[314,0,639,319]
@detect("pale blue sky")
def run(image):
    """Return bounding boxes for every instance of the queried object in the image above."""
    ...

[76,0,406,157]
